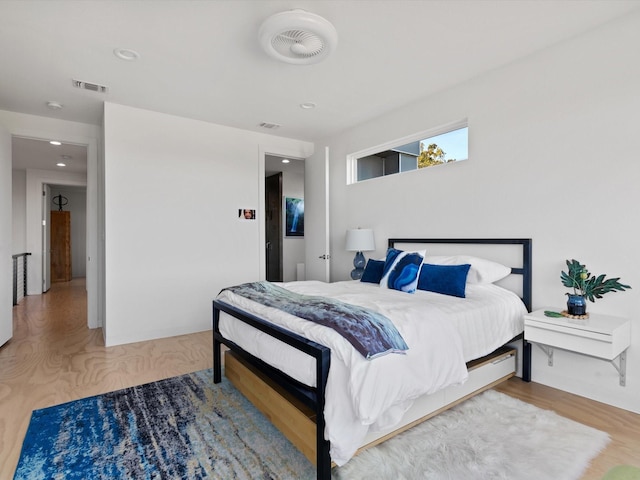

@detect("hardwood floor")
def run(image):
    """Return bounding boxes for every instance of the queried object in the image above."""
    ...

[0,278,212,479]
[1,279,637,479]
[495,378,640,479]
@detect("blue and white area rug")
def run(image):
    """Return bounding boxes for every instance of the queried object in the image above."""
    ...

[14,370,315,479]
[14,370,610,480]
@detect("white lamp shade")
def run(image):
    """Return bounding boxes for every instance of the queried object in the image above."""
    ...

[345,229,375,252]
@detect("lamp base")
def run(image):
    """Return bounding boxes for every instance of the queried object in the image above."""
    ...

[351,267,364,280]
[350,251,366,280]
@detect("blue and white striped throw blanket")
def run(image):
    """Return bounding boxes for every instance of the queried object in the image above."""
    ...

[222,281,408,359]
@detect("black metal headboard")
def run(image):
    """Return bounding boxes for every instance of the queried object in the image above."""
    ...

[388,238,532,312]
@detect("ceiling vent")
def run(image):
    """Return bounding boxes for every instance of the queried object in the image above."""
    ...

[259,9,338,65]
[72,79,109,93]
[259,122,282,130]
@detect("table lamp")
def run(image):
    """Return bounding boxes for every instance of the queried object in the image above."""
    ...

[345,228,375,280]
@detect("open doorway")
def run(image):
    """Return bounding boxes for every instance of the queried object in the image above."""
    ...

[264,155,305,282]
[265,172,282,281]
[12,136,88,296]
[45,184,87,290]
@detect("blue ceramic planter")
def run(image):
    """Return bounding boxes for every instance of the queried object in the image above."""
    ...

[566,294,587,316]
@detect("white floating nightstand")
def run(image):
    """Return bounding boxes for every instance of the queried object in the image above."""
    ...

[524,309,631,386]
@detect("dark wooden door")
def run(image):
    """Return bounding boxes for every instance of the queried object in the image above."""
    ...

[50,211,72,282]
[265,173,282,282]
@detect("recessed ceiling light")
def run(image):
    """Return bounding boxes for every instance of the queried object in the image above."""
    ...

[50,141,62,146]
[46,101,63,110]
[56,163,66,167]
[300,102,316,109]
[113,48,140,61]
[282,159,290,164]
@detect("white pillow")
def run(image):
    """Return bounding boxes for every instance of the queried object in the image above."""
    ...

[422,255,511,284]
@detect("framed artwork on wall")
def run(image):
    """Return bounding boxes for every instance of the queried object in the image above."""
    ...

[238,208,256,220]
[284,197,304,237]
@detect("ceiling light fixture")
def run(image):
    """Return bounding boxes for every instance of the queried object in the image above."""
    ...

[259,9,338,65]
[300,102,316,109]
[113,48,140,61]
[46,101,63,110]
[56,163,66,167]
[282,159,290,164]
[50,141,62,146]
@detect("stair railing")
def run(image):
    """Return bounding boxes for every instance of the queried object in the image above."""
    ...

[12,253,31,306]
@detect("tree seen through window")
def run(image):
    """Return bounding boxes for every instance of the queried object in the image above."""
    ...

[352,124,468,183]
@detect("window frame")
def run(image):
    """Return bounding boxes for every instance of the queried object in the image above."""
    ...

[347,118,468,185]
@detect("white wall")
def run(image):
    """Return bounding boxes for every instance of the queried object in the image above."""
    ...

[11,170,26,253]
[0,125,12,347]
[320,12,640,413]
[103,103,313,346]
[282,170,305,281]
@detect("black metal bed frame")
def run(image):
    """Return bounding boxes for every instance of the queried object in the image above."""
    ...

[213,238,532,480]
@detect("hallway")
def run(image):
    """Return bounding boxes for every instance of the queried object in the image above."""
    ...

[0,279,212,478]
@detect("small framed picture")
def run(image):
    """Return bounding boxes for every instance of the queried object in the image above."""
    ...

[238,208,256,221]
[284,197,304,237]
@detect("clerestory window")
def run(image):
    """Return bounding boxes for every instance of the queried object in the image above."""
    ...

[348,120,468,184]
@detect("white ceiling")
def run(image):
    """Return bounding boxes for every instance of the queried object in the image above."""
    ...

[266,154,305,177]
[4,0,640,171]
[12,136,88,174]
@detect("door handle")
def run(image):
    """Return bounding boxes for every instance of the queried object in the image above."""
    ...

[318,254,331,260]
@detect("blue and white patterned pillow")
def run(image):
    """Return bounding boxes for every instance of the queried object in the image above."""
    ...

[380,248,425,293]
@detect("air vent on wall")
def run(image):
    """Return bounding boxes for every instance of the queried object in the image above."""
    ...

[259,122,282,130]
[72,79,109,93]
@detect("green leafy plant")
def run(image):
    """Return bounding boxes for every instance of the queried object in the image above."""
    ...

[561,259,631,302]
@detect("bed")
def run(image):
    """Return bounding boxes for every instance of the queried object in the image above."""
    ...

[213,238,532,480]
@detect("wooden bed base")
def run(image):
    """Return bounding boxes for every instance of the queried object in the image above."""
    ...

[213,238,532,480]
[224,345,517,468]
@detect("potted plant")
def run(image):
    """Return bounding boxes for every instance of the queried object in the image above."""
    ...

[560,259,631,316]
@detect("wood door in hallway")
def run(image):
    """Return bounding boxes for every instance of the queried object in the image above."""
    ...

[50,210,72,282]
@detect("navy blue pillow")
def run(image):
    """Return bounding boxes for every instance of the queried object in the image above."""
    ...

[418,263,471,298]
[360,259,385,284]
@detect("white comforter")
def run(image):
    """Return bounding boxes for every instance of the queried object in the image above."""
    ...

[216,280,525,465]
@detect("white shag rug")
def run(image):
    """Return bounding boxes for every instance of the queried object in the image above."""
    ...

[333,389,610,480]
